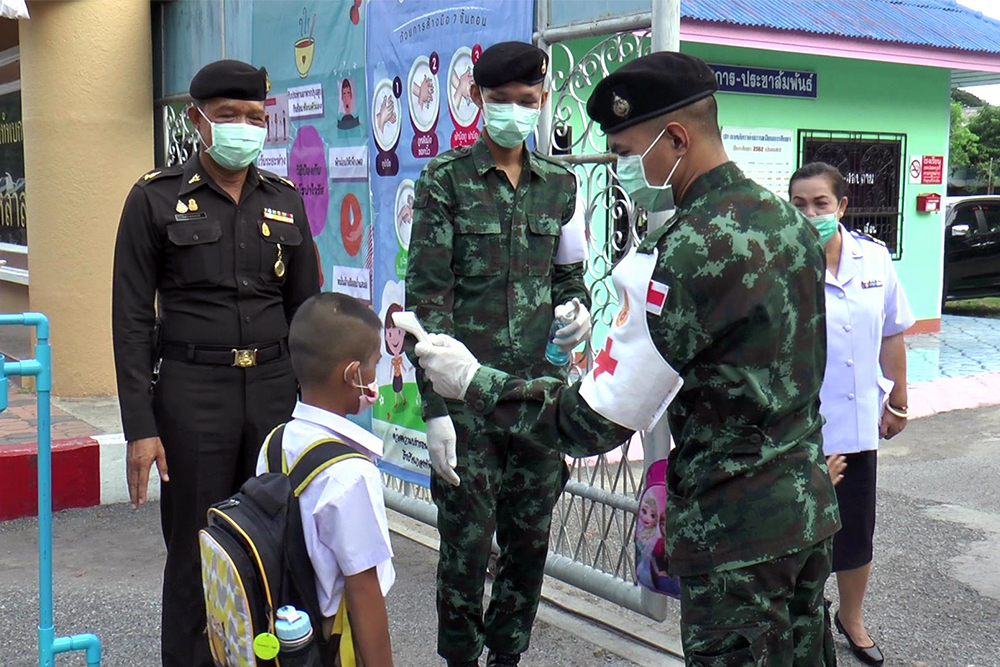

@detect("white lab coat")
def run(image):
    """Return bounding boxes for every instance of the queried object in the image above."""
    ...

[820,226,915,455]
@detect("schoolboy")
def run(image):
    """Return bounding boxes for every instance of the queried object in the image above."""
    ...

[255,292,395,667]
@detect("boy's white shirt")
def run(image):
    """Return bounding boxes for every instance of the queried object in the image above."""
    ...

[254,401,395,618]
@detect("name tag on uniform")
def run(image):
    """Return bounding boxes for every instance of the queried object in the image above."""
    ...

[861,279,884,289]
[263,208,294,224]
[174,212,208,221]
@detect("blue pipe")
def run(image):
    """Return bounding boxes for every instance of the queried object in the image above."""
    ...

[52,633,102,666]
[0,313,100,666]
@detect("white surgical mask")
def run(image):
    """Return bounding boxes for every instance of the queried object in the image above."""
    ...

[196,107,266,170]
[615,128,683,213]
[483,102,541,148]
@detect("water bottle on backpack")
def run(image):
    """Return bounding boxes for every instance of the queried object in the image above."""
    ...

[275,605,322,666]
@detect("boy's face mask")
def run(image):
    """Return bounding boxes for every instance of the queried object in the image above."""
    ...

[345,363,378,413]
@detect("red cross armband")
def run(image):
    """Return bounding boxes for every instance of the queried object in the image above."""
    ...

[579,248,682,432]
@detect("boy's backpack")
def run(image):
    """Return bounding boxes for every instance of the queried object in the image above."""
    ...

[199,424,368,667]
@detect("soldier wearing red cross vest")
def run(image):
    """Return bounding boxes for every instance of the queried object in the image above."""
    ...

[413,52,840,666]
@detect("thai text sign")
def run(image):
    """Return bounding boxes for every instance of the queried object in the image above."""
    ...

[711,64,817,99]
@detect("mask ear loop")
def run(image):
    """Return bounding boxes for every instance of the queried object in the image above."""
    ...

[192,105,213,150]
[342,361,359,385]
[639,128,668,188]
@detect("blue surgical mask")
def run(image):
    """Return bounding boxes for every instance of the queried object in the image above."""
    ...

[483,102,541,149]
[808,213,839,244]
[615,128,683,213]
[196,107,266,171]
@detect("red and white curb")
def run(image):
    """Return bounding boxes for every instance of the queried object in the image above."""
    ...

[0,374,996,521]
[0,432,159,521]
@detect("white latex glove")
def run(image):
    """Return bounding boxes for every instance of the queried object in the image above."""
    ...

[425,416,460,487]
[413,333,481,400]
[553,298,592,352]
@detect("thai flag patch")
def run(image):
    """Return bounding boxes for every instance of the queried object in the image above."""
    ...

[646,280,669,316]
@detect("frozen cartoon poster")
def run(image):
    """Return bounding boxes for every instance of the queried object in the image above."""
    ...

[367,0,533,485]
[635,459,680,598]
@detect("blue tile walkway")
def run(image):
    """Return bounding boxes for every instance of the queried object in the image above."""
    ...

[906,314,1000,384]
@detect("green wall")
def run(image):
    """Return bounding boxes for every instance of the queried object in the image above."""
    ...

[555,39,950,325]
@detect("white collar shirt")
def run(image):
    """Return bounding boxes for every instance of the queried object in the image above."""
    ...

[254,402,395,618]
[820,225,915,455]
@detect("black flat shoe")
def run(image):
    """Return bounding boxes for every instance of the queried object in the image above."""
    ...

[835,612,884,665]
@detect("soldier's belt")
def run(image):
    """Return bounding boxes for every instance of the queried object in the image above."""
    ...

[160,340,286,368]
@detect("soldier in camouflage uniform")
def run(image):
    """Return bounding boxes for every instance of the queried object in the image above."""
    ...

[413,52,841,666]
[405,42,591,667]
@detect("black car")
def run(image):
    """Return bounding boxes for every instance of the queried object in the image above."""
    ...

[944,196,1000,302]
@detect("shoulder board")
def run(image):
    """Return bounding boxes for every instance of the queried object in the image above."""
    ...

[259,169,296,190]
[532,151,574,174]
[850,230,886,247]
[135,164,182,187]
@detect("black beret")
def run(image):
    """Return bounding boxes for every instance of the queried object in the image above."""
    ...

[586,52,718,134]
[473,41,548,88]
[190,59,270,102]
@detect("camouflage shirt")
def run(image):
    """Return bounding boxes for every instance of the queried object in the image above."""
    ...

[406,137,590,420]
[463,162,841,576]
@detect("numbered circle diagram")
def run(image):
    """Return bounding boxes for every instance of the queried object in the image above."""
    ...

[340,193,364,257]
[372,78,401,153]
[408,55,440,134]
[394,179,415,251]
[448,47,479,128]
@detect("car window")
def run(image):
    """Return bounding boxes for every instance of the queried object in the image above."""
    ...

[953,204,980,232]
[976,203,1000,233]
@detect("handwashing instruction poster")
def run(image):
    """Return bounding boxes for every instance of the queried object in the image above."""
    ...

[366,0,532,484]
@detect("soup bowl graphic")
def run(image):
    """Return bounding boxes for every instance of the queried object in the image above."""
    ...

[295,37,315,78]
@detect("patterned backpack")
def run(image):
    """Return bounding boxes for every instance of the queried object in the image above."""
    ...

[199,424,367,666]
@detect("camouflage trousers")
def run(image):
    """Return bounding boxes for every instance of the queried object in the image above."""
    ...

[679,538,836,667]
[431,406,569,662]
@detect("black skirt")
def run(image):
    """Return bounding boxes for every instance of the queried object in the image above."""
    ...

[832,449,877,572]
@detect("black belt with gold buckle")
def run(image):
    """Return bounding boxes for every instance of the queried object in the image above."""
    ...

[160,340,286,368]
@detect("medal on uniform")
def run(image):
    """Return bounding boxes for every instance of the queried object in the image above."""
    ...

[263,207,295,224]
[274,243,285,278]
[261,221,271,237]
[175,200,188,214]
[188,198,199,212]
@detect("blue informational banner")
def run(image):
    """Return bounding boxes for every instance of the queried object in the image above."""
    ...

[711,63,818,99]
[252,0,373,429]
[366,0,533,485]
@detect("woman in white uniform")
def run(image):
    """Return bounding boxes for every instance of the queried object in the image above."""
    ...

[789,162,915,666]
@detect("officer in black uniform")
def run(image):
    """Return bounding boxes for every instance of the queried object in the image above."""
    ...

[112,59,320,667]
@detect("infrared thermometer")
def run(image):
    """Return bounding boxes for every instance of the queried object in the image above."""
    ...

[392,311,431,345]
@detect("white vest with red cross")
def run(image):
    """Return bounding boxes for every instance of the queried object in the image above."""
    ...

[579,247,682,432]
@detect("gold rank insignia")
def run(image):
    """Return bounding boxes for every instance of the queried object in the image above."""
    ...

[263,207,294,224]
[142,171,161,181]
[261,222,271,237]
[175,200,189,214]
[188,198,199,212]
[188,173,201,184]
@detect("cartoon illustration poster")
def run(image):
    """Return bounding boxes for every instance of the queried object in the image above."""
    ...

[252,0,373,428]
[367,0,533,484]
